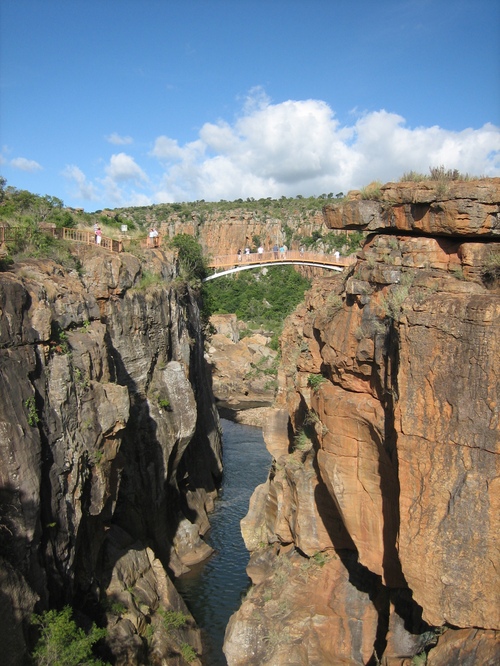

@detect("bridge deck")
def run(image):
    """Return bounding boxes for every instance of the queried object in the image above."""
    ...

[208,250,356,269]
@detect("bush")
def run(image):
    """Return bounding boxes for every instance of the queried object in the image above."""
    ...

[158,609,189,630]
[170,233,207,281]
[180,642,197,662]
[307,374,326,392]
[31,606,107,666]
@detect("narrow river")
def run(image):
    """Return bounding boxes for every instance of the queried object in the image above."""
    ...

[176,418,271,665]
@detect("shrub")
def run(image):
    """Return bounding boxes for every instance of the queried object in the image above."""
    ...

[307,374,327,392]
[170,233,207,281]
[180,642,197,662]
[157,609,189,630]
[30,606,107,666]
[157,397,171,411]
[379,285,410,320]
[25,396,39,427]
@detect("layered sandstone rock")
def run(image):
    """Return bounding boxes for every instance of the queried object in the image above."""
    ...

[152,209,328,258]
[225,180,500,665]
[0,247,221,665]
[324,178,500,237]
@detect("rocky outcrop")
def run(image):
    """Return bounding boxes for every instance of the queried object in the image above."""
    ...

[0,247,222,665]
[224,180,500,665]
[324,178,500,237]
[205,314,278,426]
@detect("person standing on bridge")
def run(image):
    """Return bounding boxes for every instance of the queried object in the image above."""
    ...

[258,245,264,260]
[237,249,242,261]
[273,243,279,259]
[95,226,102,245]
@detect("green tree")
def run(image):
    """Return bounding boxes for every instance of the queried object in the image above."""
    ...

[170,233,207,281]
[203,266,311,334]
[31,606,107,666]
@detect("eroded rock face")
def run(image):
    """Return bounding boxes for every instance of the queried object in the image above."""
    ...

[324,178,500,237]
[225,181,500,665]
[0,248,222,665]
[205,313,278,426]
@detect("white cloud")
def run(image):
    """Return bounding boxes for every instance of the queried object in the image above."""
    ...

[148,94,500,202]
[105,153,148,183]
[106,132,133,145]
[11,157,42,172]
[66,90,500,207]
[62,165,98,200]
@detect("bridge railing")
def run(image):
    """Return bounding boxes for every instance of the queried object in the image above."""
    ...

[61,228,123,253]
[208,250,356,268]
[0,226,123,253]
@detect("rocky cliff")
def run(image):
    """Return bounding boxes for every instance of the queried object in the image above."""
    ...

[0,246,222,665]
[224,180,500,665]
[205,314,278,426]
[123,205,331,258]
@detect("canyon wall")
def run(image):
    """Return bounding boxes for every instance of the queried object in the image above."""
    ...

[225,180,500,665]
[131,207,330,257]
[0,247,222,665]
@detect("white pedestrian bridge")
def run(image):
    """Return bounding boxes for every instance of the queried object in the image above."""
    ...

[204,250,356,281]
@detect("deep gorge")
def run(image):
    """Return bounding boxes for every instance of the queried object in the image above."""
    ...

[0,179,499,665]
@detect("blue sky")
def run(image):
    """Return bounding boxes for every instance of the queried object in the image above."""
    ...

[1,0,499,211]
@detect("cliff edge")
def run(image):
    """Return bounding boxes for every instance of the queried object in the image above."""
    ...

[0,247,222,665]
[225,180,500,665]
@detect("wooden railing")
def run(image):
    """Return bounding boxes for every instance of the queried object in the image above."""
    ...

[61,228,123,253]
[0,226,123,253]
[0,226,356,268]
[208,249,356,269]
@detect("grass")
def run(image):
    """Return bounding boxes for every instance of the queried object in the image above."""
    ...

[293,429,311,451]
[360,181,383,200]
[482,247,500,287]
[400,165,480,183]
[135,269,164,290]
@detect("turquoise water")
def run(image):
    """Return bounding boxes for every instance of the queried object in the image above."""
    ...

[176,418,271,665]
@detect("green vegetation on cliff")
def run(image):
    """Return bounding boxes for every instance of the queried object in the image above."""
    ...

[202,266,311,337]
[31,606,107,666]
[169,233,208,281]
